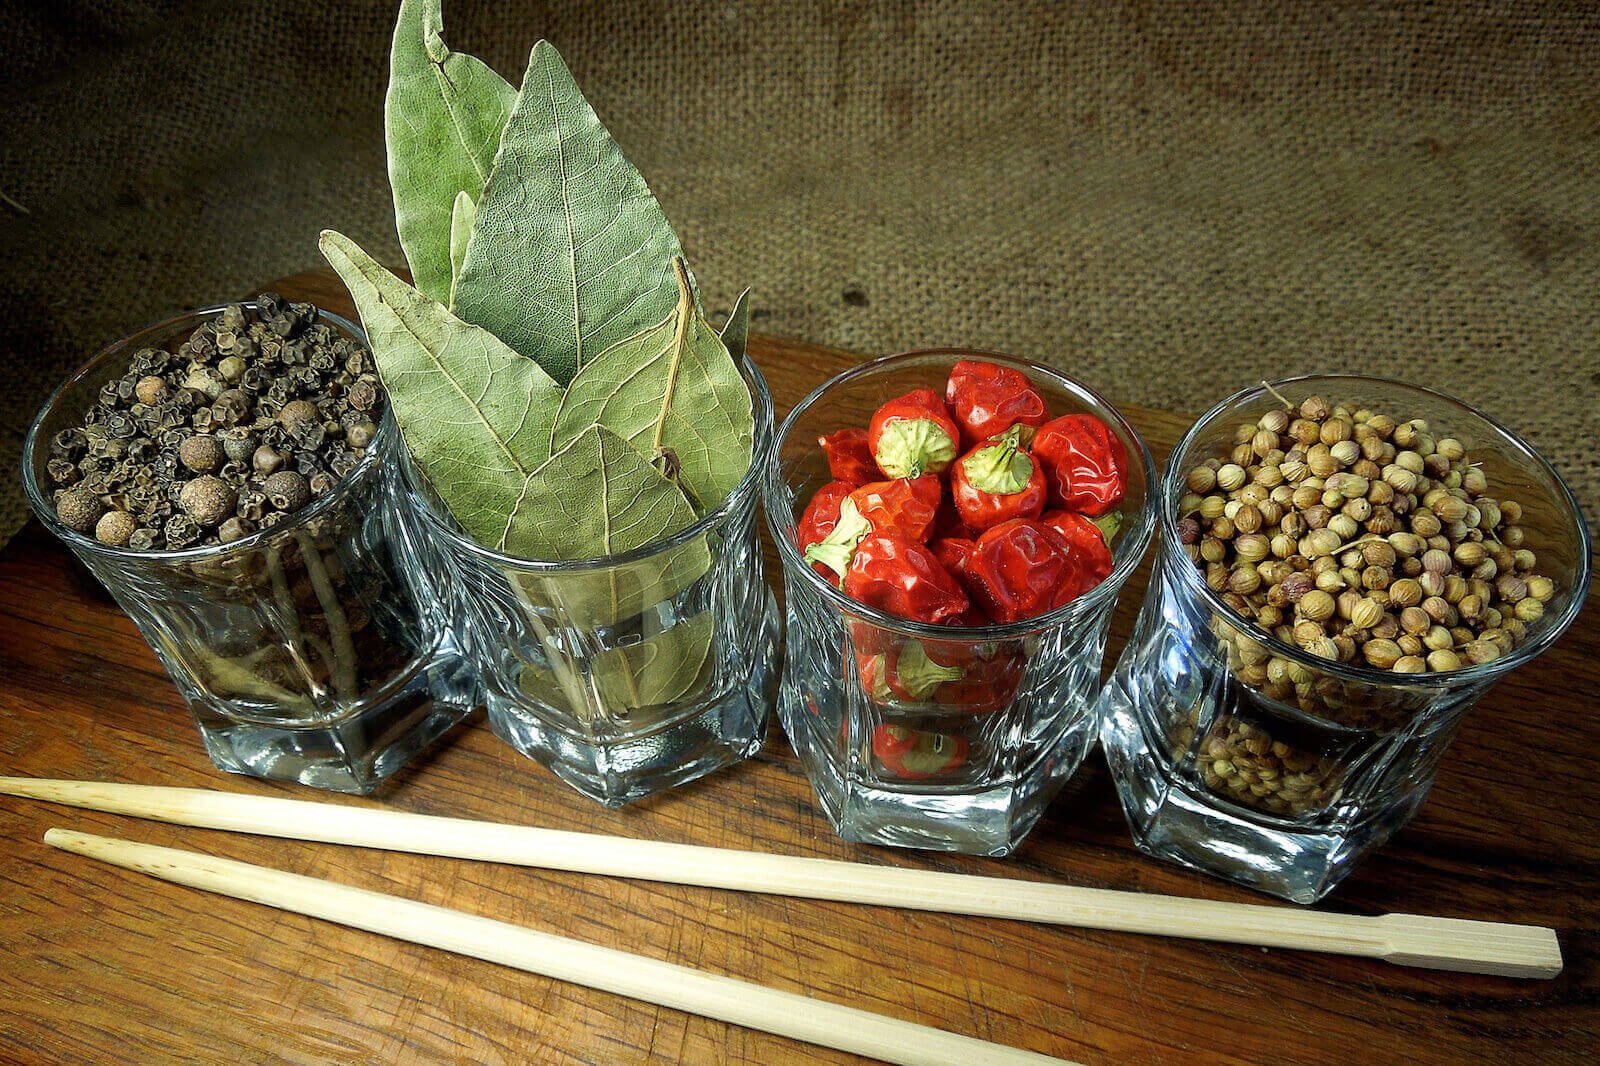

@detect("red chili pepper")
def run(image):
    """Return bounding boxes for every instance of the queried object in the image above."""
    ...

[944,359,1049,447]
[930,536,978,584]
[796,481,855,581]
[872,723,969,780]
[804,476,941,582]
[948,425,1046,532]
[864,641,968,703]
[842,531,970,624]
[1041,509,1115,587]
[817,427,880,486]
[850,474,941,543]
[919,636,1022,713]
[932,493,973,539]
[867,388,960,479]
[1031,414,1127,516]
[964,518,1090,623]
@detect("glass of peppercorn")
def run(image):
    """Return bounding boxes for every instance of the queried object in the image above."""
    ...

[22,299,480,794]
[1099,375,1592,903]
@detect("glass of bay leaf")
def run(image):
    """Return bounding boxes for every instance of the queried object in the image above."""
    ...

[398,351,779,807]
[765,350,1158,855]
[22,304,481,793]
[321,15,781,805]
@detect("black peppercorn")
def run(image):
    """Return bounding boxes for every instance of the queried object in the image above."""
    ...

[212,389,251,427]
[47,458,80,486]
[164,514,201,549]
[252,444,285,476]
[217,517,254,544]
[50,298,380,550]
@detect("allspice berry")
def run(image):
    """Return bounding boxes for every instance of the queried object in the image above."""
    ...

[277,399,320,431]
[95,509,138,547]
[134,375,169,406]
[178,433,225,474]
[179,475,237,527]
[56,488,106,534]
[263,470,311,512]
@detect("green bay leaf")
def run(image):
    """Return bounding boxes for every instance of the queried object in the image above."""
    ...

[593,611,714,711]
[503,421,699,560]
[511,423,712,625]
[319,229,563,550]
[552,259,754,513]
[452,40,687,385]
[720,288,751,362]
[447,190,475,309]
[385,0,515,302]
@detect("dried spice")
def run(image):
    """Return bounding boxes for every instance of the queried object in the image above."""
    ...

[47,297,384,551]
[323,11,757,711]
[1180,391,1561,695]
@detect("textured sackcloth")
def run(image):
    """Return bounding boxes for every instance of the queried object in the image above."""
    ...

[3,1,1598,548]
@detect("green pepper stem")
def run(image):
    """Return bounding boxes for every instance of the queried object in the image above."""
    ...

[961,426,1033,496]
[803,496,872,582]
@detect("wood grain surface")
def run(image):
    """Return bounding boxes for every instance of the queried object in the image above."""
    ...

[0,270,1595,1065]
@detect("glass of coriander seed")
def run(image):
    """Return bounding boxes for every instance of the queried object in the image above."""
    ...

[22,297,480,793]
[1100,374,1591,903]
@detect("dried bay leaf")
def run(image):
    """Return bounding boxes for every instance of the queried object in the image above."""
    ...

[720,288,752,362]
[385,0,515,302]
[593,611,714,710]
[319,229,563,549]
[500,422,699,560]
[514,609,712,719]
[552,259,754,513]
[453,40,688,385]
[447,191,475,309]
[511,424,712,626]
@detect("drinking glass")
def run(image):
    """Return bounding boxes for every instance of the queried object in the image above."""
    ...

[1099,375,1592,902]
[22,304,480,793]
[408,355,779,806]
[765,349,1156,855]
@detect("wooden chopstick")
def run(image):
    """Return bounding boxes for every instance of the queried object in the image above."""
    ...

[0,776,1561,979]
[43,828,1072,1066]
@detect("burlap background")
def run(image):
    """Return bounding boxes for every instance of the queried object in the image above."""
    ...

[4,1,1597,547]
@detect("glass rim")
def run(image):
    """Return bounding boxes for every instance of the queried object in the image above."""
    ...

[411,350,777,573]
[1163,372,1594,688]
[22,300,387,563]
[763,346,1160,640]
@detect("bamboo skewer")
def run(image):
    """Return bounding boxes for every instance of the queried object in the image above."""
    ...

[43,829,1071,1066]
[1,777,1560,979]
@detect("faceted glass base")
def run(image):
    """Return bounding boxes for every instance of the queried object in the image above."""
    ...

[1099,678,1429,903]
[487,591,779,808]
[190,633,480,795]
[781,682,1096,856]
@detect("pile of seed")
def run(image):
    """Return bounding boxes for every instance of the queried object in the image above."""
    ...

[1171,708,1338,819]
[1178,393,1559,682]
[46,295,384,551]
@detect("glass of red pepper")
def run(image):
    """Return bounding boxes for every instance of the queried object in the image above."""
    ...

[764,349,1156,855]
[1098,375,1593,903]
